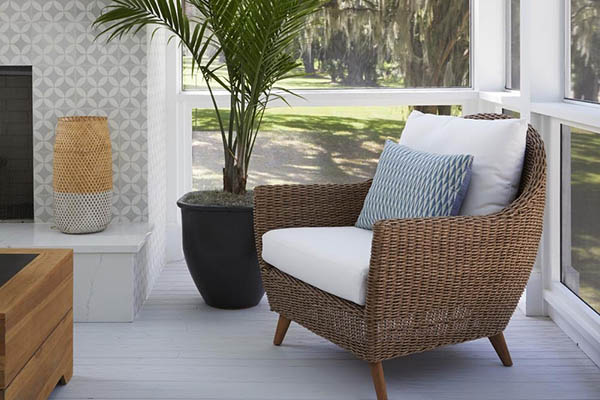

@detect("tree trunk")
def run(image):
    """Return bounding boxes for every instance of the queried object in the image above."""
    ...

[572,57,599,102]
[436,105,452,115]
[342,42,378,87]
[302,50,316,74]
[414,105,452,115]
[223,152,247,195]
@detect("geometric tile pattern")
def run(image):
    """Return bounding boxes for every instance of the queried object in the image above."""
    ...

[0,0,148,223]
[138,27,168,312]
[356,141,474,230]
[134,241,149,317]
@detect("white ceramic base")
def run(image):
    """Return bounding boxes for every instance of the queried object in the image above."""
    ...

[0,223,152,322]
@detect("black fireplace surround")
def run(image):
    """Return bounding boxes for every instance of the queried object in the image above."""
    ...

[0,66,33,220]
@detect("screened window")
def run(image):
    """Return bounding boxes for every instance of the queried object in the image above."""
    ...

[192,106,461,190]
[568,0,600,103]
[506,0,520,89]
[562,125,600,313]
[183,0,471,91]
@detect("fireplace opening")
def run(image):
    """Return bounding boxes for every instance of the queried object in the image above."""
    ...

[0,66,33,221]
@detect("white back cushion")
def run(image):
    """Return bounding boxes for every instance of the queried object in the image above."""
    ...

[399,111,527,216]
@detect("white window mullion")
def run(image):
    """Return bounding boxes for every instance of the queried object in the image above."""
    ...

[472,0,505,92]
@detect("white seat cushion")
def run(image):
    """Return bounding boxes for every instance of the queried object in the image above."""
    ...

[399,111,527,216]
[262,227,373,305]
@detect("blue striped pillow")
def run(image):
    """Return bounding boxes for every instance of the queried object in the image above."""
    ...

[356,141,474,230]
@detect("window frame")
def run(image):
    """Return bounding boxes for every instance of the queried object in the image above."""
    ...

[564,0,572,101]
[505,0,519,91]
[561,124,572,299]
[564,0,600,106]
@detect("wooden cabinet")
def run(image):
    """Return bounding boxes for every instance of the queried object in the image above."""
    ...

[0,249,73,400]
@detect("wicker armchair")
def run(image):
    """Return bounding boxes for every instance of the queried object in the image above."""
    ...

[253,114,546,400]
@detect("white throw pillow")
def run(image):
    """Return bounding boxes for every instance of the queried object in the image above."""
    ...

[399,111,527,216]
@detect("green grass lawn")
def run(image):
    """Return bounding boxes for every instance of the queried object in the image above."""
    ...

[182,57,406,90]
[191,105,461,190]
[192,106,422,138]
[191,106,421,190]
[569,128,600,312]
[184,58,347,90]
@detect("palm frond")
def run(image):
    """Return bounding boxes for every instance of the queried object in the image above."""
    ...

[95,0,324,192]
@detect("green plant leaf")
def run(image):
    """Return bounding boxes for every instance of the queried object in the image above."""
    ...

[95,0,323,193]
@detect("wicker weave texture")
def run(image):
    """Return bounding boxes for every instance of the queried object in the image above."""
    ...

[53,117,112,193]
[254,113,547,363]
[53,116,113,234]
[53,191,112,234]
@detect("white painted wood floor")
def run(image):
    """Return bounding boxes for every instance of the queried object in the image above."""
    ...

[51,263,600,400]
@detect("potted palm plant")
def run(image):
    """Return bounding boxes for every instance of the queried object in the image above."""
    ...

[94,0,322,308]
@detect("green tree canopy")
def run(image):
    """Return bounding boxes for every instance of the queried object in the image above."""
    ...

[296,0,470,89]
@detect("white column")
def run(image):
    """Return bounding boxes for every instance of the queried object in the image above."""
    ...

[520,0,565,114]
[520,0,565,316]
[472,0,506,93]
[165,41,188,263]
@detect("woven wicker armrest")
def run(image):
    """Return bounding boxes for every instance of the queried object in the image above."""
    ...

[364,209,544,347]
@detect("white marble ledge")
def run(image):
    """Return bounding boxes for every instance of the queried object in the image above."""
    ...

[0,223,152,254]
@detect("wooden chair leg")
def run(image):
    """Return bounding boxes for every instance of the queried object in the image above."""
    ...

[489,332,513,366]
[369,362,388,400]
[273,315,291,346]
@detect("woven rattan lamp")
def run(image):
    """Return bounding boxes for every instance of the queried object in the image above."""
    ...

[53,116,112,234]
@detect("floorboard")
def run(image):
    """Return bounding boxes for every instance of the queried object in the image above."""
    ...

[50,263,600,400]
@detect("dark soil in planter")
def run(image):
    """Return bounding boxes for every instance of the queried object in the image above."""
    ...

[179,190,254,208]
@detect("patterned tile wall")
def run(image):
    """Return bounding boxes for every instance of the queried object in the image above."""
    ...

[134,241,149,316]
[0,0,148,222]
[136,27,168,314]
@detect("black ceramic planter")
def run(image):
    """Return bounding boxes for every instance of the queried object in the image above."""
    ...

[177,198,264,309]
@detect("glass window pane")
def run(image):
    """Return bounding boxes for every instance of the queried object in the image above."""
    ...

[192,106,461,190]
[569,0,600,103]
[183,1,471,91]
[501,108,520,118]
[506,0,520,89]
[562,125,600,313]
